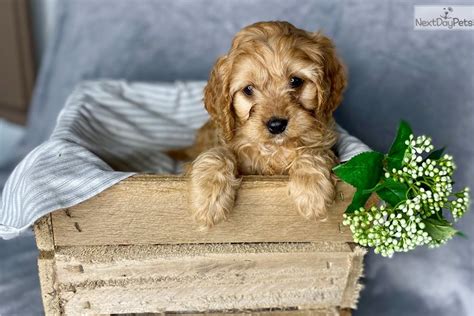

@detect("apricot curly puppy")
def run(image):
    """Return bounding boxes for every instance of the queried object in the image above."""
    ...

[185,21,346,228]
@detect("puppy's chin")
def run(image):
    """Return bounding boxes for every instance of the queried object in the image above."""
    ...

[250,132,287,147]
[262,134,302,153]
[246,129,299,148]
[273,136,285,145]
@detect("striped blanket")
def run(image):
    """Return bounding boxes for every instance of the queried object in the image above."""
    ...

[0,81,370,239]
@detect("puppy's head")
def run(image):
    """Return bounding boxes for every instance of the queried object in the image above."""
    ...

[204,21,346,148]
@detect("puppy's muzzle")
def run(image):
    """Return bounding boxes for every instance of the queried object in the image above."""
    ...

[266,117,288,134]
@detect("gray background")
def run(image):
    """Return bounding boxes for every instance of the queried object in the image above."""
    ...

[1,0,473,315]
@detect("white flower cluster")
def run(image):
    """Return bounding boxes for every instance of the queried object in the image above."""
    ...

[343,205,432,257]
[451,188,470,220]
[343,134,470,257]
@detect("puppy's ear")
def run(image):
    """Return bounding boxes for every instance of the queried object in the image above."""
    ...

[204,56,235,143]
[306,32,347,119]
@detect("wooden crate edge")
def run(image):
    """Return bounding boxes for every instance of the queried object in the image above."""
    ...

[34,215,62,315]
[340,246,366,309]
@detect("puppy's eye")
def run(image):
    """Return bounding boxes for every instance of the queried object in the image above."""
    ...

[289,76,304,89]
[243,85,254,96]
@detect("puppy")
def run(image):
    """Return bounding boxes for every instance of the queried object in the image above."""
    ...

[185,21,346,228]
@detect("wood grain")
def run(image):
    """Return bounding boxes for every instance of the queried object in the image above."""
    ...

[340,247,366,309]
[34,214,54,252]
[53,243,358,314]
[35,215,61,315]
[51,175,355,246]
[37,258,61,316]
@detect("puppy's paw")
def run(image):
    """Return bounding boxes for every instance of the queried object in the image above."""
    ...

[190,179,240,229]
[288,174,335,221]
[188,147,240,228]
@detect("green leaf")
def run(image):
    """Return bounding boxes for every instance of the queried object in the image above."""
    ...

[376,178,409,207]
[346,190,372,213]
[333,151,384,189]
[387,120,413,170]
[455,231,468,239]
[423,218,458,241]
[425,147,445,161]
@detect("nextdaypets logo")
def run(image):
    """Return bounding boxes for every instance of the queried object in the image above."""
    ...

[415,5,474,30]
[440,6,453,19]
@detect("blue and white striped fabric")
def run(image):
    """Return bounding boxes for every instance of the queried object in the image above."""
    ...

[0,80,370,239]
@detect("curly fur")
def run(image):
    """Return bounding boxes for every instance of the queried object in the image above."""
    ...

[186,21,347,228]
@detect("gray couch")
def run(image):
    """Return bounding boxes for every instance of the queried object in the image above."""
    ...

[1,0,472,315]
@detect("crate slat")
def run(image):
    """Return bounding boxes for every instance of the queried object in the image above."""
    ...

[51,175,354,246]
[50,243,361,315]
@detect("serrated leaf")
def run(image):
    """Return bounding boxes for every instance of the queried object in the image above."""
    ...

[333,151,384,189]
[426,147,445,161]
[424,218,458,241]
[376,178,409,207]
[346,190,372,213]
[387,121,413,170]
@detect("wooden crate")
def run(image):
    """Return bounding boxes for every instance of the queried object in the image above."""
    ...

[34,175,365,316]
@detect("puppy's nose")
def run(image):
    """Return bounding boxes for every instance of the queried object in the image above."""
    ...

[266,117,288,134]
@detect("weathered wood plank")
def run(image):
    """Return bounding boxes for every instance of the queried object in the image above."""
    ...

[51,175,355,246]
[54,244,353,286]
[35,215,61,315]
[37,258,61,316]
[34,214,54,252]
[340,247,366,309]
[53,244,357,315]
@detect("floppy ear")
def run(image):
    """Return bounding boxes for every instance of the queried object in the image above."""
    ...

[204,56,235,144]
[306,32,347,119]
